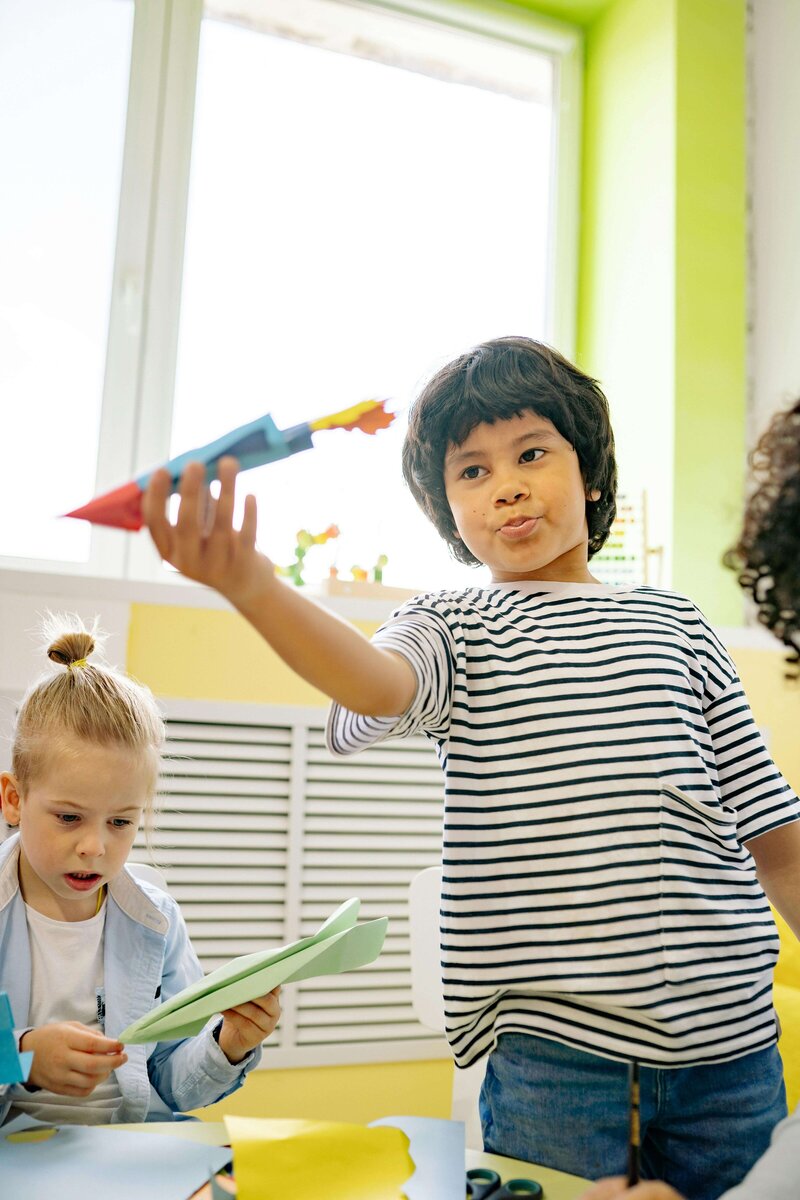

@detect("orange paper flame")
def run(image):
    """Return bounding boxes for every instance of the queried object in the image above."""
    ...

[309,399,395,435]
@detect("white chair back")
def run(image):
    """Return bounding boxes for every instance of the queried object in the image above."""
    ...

[409,865,447,1030]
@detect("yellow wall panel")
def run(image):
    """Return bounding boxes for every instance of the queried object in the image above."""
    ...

[127,602,378,706]
[730,645,800,794]
[193,1058,454,1126]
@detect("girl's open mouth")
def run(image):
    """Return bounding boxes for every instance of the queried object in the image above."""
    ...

[65,872,101,891]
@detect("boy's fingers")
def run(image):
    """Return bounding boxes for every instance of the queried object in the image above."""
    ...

[576,1181,628,1200]
[143,469,175,556]
[210,457,240,537]
[628,1187,685,1200]
[576,1183,683,1200]
[176,461,210,541]
[240,493,258,551]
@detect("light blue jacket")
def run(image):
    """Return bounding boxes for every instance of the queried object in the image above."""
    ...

[0,834,261,1123]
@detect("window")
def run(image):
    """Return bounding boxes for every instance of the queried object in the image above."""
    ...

[0,0,134,567]
[1,0,581,585]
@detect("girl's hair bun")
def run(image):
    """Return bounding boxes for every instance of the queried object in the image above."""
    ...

[12,612,164,799]
[47,630,96,668]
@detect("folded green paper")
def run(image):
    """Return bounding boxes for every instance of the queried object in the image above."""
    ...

[119,898,387,1044]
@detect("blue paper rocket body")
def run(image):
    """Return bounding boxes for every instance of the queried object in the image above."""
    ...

[135,415,314,491]
[64,414,314,531]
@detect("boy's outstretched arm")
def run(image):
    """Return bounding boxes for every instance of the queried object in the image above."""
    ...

[142,458,416,717]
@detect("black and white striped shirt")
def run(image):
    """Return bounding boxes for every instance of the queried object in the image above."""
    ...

[327,581,799,1069]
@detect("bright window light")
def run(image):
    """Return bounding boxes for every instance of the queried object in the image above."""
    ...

[0,0,133,564]
[171,9,554,590]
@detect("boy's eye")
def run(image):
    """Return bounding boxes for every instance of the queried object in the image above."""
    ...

[461,465,486,480]
[56,813,80,825]
[110,818,133,829]
[520,448,545,463]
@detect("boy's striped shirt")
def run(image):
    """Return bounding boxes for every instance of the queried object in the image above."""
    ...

[327,581,799,1070]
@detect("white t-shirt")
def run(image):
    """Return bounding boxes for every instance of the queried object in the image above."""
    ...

[9,899,123,1124]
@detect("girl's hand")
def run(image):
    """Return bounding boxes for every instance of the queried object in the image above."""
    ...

[217,986,282,1064]
[577,1180,685,1200]
[142,457,276,609]
[20,1022,127,1097]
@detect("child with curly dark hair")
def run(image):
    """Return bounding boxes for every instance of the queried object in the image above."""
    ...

[144,337,800,1199]
[726,398,800,672]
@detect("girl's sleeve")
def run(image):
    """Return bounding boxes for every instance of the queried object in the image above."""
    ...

[326,601,457,756]
[699,616,800,843]
[147,900,262,1112]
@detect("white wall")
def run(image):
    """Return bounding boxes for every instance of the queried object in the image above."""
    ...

[750,0,800,443]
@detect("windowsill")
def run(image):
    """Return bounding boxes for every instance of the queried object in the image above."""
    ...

[0,565,780,649]
[0,565,410,624]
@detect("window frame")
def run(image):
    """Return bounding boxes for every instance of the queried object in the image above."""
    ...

[2,0,582,581]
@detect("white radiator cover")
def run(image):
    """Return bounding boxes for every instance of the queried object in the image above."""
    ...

[134,698,448,1069]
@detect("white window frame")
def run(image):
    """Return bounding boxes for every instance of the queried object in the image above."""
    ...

[3,0,582,582]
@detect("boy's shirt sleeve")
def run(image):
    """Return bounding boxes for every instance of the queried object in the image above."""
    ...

[327,599,456,755]
[698,613,800,844]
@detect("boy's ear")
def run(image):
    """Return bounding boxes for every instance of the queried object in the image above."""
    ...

[587,489,601,502]
[0,773,22,826]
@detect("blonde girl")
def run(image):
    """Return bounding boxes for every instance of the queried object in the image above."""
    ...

[0,618,280,1125]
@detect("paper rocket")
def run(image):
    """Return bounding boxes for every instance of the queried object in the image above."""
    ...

[65,399,395,531]
[0,991,33,1089]
[118,898,387,1044]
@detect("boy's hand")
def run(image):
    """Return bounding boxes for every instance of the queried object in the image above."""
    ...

[143,457,276,609]
[20,1022,127,1097]
[577,1180,685,1200]
[217,986,281,1064]
[144,456,415,717]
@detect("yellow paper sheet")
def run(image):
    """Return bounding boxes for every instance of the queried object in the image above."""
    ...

[225,1116,414,1200]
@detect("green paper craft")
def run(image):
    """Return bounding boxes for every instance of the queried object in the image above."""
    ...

[119,898,387,1045]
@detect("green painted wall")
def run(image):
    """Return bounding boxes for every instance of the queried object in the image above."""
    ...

[576,0,676,591]
[567,0,747,623]
[673,0,747,623]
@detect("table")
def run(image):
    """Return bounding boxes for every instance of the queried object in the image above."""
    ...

[116,1121,591,1199]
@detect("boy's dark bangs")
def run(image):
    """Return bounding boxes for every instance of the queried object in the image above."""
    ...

[445,381,577,451]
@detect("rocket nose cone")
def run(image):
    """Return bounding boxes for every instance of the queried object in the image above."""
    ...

[64,480,144,530]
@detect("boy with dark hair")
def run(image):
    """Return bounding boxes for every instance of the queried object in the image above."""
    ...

[144,338,800,1199]
[401,337,617,562]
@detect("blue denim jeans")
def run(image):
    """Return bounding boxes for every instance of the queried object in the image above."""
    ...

[479,1033,787,1200]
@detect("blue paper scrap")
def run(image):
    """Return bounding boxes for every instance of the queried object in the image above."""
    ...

[371,1114,465,1200]
[0,1115,232,1200]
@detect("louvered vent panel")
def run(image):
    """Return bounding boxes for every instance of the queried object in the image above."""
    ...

[128,703,448,1068]
[132,719,292,977]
